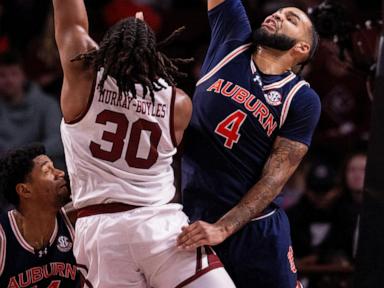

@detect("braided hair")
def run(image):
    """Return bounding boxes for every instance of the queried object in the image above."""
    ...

[72,18,192,102]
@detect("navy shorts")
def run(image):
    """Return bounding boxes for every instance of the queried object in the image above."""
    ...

[214,207,299,288]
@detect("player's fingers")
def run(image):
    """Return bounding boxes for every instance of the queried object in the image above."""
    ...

[179,233,205,248]
[135,11,144,20]
[183,239,209,251]
[177,226,204,245]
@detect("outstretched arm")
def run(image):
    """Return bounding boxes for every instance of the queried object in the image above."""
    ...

[52,0,98,122]
[177,136,308,249]
[52,0,97,78]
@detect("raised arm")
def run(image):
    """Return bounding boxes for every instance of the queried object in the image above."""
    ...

[177,136,308,248]
[52,0,98,122]
[52,0,97,77]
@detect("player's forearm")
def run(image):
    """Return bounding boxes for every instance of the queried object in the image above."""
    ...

[52,0,89,36]
[216,137,308,237]
[216,172,284,236]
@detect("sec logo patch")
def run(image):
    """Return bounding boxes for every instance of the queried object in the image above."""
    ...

[57,236,73,253]
[264,90,282,106]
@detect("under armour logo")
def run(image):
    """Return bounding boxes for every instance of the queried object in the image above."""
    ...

[253,74,263,87]
[37,247,48,258]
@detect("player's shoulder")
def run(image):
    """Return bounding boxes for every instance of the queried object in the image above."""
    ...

[291,81,321,112]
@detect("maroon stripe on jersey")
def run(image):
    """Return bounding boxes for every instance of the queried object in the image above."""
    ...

[196,246,202,272]
[205,246,222,267]
[174,261,223,288]
[175,246,224,288]
[78,264,94,288]
[170,86,178,147]
[65,75,97,125]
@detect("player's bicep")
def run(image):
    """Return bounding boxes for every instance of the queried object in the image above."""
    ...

[262,136,308,189]
[56,29,98,78]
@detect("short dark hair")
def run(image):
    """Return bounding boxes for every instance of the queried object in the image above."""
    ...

[72,18,192,102]
[0,51,22,67]
[0,143,45,207]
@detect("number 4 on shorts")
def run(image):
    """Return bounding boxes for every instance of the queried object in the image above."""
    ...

[215,110,247,149]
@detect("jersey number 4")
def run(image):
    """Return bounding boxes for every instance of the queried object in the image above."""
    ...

[89,110,161,169]
[215,110,247,149]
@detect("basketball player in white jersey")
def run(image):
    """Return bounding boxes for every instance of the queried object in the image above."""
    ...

[52,0,235,287]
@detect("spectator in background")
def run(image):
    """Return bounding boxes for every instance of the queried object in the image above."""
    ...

[287,159,356,287]
[336,151,367,262]
[0,52,65,169]
[288,160,343,265]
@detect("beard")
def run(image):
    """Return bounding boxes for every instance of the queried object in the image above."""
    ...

[252,27,297,51]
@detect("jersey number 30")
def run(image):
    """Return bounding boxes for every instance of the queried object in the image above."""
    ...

[89,110,161,169]
[215,110,247,149]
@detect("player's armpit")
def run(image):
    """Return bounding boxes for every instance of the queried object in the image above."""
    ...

[173,88,192,146]
[215,136,308,237]
[208,0,226,11]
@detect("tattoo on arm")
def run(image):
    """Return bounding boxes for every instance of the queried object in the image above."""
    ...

[217,136,308,235]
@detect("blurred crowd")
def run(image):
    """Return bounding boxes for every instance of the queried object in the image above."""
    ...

[0,0,381,287]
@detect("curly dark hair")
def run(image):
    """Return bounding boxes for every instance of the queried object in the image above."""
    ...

[0,143,45,207]
[72,17,192,102]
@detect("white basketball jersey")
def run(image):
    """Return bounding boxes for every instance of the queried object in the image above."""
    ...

[61,70,177,209]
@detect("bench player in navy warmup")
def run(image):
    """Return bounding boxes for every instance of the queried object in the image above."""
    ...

[177,0,321,287]
[0,143,80,287]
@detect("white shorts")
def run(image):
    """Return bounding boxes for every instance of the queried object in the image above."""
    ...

[74,203,235,288]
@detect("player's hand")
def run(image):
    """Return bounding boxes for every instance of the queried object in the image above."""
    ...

[176,221,228,250]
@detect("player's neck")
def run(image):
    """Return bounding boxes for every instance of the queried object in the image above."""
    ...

[13,207,57,250]
[253,46,293,75]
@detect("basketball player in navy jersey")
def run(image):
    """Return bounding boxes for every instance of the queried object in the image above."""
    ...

[178,1,321,287]
[0,143,80,287]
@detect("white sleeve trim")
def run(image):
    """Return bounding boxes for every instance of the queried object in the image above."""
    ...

[279,80,309,128]
[196,43,251,86]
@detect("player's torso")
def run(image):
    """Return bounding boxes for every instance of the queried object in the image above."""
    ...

[183,46,305,217]
[189,48,302,178]
[61,71,177,209]
[0,210,79,288]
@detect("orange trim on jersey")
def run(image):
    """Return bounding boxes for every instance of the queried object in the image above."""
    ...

[279,81,308,128]
[262,73,296,91]
[65,75,97,125]
[170,86,178,147]
[0,223,6,275]
[8,210,58,254]
[196,43,252,86]
[9,210,34,253]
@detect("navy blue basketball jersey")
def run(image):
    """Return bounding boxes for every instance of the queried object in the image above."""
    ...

[182,0,321,222]
[0,209,80,288]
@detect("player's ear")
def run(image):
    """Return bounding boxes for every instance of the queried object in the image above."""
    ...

[294,41,310,55]
[16,182,33,200]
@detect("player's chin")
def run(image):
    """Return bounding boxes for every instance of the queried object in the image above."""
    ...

[57,185,70,200]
